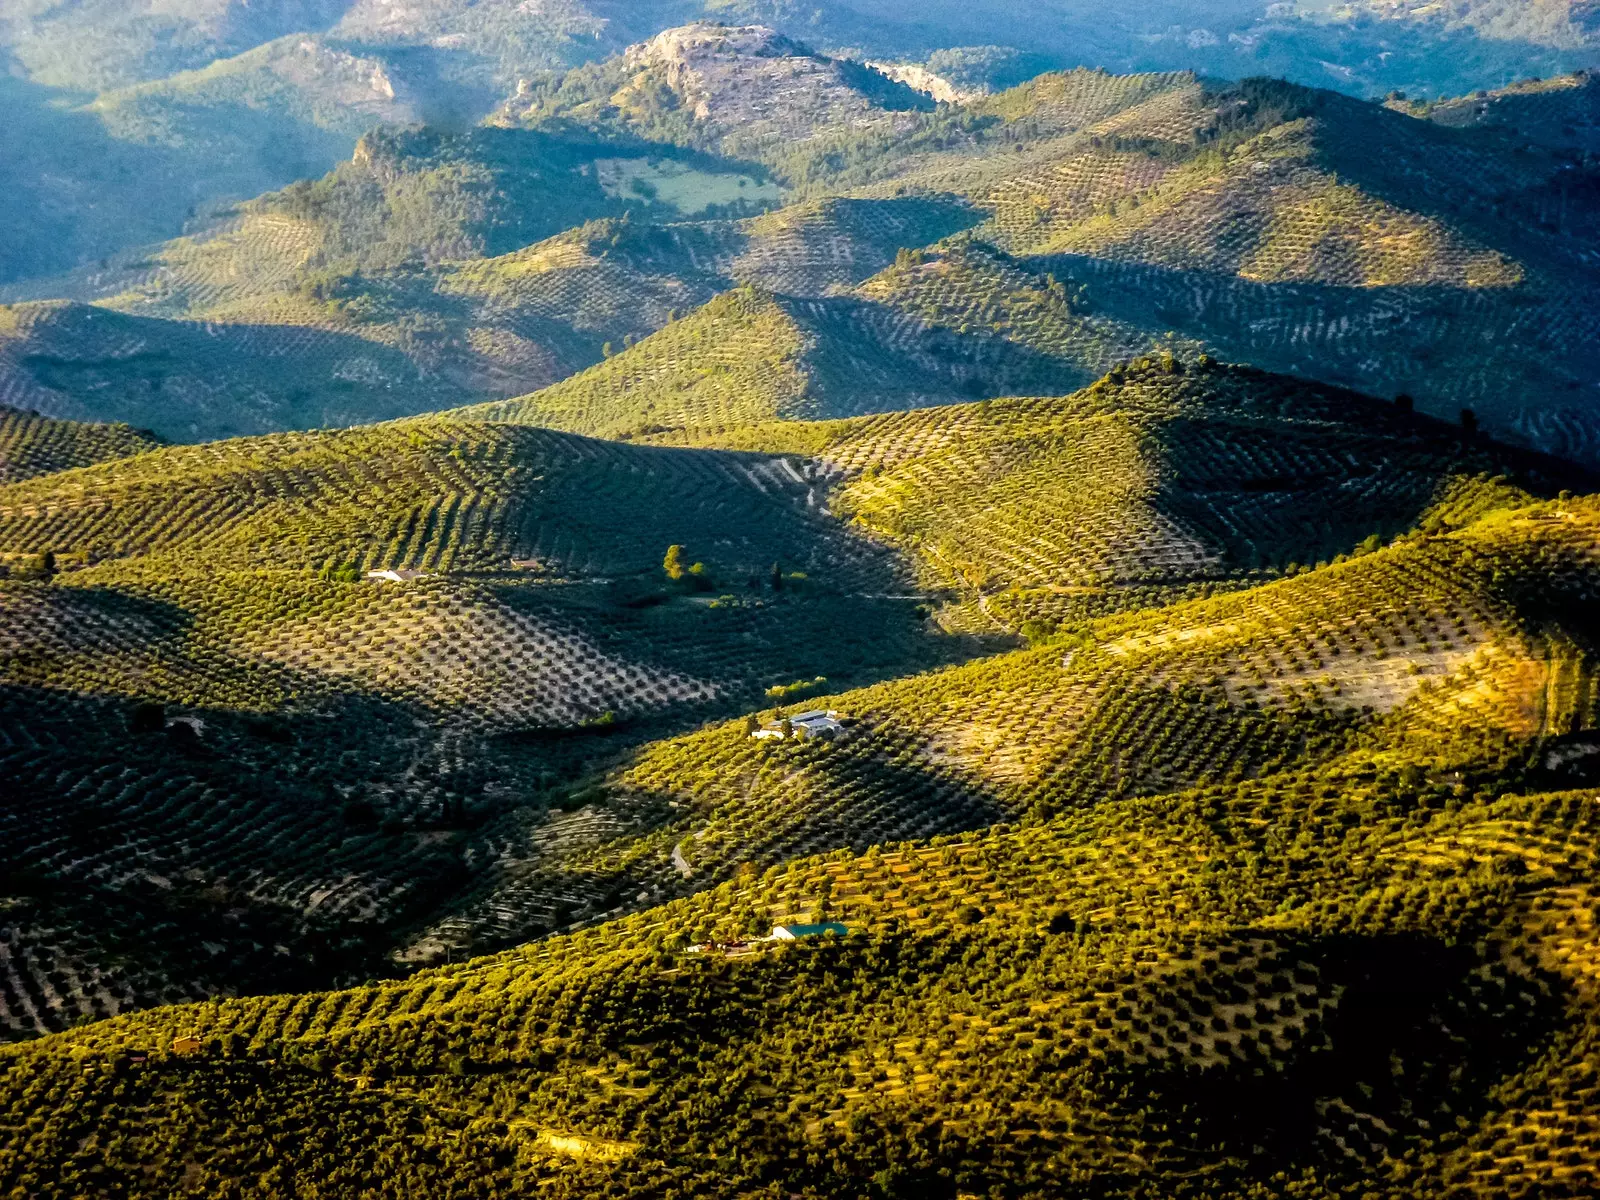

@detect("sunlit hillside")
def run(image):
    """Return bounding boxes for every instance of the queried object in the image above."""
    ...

[3,492,1599,1198]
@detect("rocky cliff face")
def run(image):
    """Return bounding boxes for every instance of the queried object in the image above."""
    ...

[617,22,931,146]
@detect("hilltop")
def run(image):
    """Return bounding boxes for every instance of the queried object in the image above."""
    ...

[4,489,1600,1197]
[678,358,1593,627]
[1418,67,1600,157]
[454,282,1102,438]
[510,22,937,157]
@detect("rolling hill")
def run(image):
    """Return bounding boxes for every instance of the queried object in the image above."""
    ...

[12,44,1600,465]
[678,357,1593,627]
[7,9,1600,1199]
[0,408,162,485]
[0,409,990,1036]
[0,361,1585,1029]
[2,486,1599,1198]
[0,300,465,442]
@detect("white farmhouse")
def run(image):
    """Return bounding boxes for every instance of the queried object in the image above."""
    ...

[367,568,427,583]
[751,710,844,740]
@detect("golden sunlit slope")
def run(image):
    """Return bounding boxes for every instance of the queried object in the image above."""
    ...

[4,684,1599,1197]
[0,414,978,1036]
[454,282,1096,438]
[681,357,1592,628]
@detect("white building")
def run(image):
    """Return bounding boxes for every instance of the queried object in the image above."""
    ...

[367,568,427,583]
[751,709,844,740]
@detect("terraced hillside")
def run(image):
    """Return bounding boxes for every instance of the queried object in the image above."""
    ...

[0,409,161,486]
[418,485,1600,952]
[508,56,1600,459]
[0,415,985,1035]
[0,300,464,442]
[4,492,1600,1197]
[865,74,1600,462]
[679,358,1592,628]
[3,357,1583,1028]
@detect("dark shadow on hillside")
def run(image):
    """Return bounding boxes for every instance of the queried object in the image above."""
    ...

[1141,374,1595,572]
[0,679,497,1031]
[1121,931,1566,1183]
[1030,250,1600,464]
[5,303,473,440]
[786,294,1094,419]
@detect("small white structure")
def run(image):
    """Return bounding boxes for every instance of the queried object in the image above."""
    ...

[751,710,844,740]
[768,922,848,941]
[367,568,426,583]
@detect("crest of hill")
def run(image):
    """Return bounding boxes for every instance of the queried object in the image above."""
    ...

[6,495,1600,1198]
[453,283,1095,438]
[890,74,1600,463]
[0,408,163,485]
[509,22,937,160]
[1417,68,1600,157]
[677,357,1593,628]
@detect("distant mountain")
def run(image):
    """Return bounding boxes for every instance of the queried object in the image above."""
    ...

[2,2,1597,289]
[15,46,1600,460]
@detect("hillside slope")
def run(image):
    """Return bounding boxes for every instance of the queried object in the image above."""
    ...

[680,358,1592,627]
[3,395,1588,1005]
[0,414,982,1035]
[4,493,1600,1195]
[0,300,465,442]
[456,283,1105,438]
[0,409,162,485]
